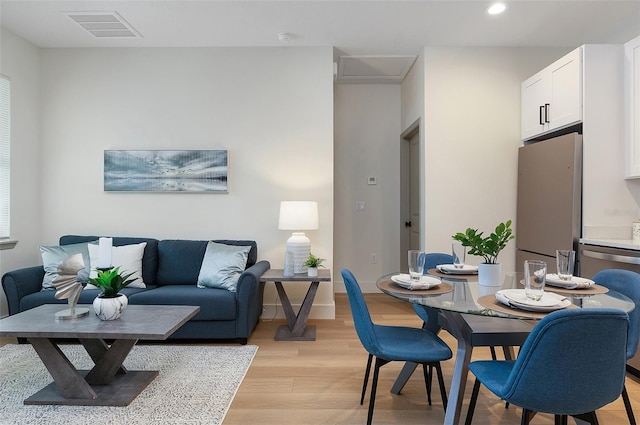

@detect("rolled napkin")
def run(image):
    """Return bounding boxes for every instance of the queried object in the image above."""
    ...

[391,274,442,290]
[545,274,595,289]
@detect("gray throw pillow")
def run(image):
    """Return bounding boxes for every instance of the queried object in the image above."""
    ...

[197,241,251,292]
[39,242,94,290]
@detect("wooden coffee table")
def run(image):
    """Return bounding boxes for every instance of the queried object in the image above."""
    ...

[0,304,199,406]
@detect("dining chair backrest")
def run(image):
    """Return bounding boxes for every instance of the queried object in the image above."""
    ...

[500,308,629,415]
[422,253,454,272]
[414,253,454,332]
[593,269,640,360]
[341,268,382,356]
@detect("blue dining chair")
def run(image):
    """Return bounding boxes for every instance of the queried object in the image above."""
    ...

[341,269,453,425]
[464,308,630,425]
[593,269,640,425]
[410,253,453,402]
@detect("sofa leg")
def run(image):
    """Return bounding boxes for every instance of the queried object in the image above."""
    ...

[237,338,248,345]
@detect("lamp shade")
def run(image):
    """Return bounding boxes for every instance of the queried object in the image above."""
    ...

[278,201,319,230]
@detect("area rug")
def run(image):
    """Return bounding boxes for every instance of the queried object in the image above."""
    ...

[0,343,258,424]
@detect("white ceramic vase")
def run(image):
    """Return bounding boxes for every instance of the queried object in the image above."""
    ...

[307,267,318,277]
[93,293,128,320]
[478,263,503,286]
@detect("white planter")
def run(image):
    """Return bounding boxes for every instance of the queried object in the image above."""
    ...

[307,267,318,277]
[478,263,503,286]
[93,293,128,320]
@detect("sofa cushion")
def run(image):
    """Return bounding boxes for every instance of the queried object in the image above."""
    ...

[197,241,251,292]
[60,236,159,285]
[86,242,147,288]
[157,240,208,285]
[19,285,154,313]
[156,239,257,286]
[127,285,236,321]
[39,241,95,290]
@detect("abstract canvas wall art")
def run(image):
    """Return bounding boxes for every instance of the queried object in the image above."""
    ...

[104,150,228,192]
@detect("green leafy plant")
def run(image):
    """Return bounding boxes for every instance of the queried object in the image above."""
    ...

[452,220,515,264]
[303,254,325,269]
[87,267,136,298]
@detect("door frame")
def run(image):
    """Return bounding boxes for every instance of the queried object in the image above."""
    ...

[400,118,421,271]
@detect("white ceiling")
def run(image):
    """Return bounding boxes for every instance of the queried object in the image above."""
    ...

[1,0,639,82]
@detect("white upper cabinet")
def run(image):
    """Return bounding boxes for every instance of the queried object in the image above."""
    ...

[522,47,582,141]
[624,35,640,179]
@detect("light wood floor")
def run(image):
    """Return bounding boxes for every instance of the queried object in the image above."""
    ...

[2,294,638,424]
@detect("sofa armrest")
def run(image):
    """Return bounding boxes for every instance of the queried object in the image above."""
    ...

[2,266,45,316]
[235,260,271,338]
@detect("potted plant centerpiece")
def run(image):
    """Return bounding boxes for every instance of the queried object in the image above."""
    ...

[452,220,515,286]
[304,254,325,277]
[88,266,136,320]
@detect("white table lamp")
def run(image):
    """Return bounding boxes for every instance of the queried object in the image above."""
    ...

[278,201,319,274]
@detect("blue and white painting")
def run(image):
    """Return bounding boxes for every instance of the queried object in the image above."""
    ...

[104,150,228,192]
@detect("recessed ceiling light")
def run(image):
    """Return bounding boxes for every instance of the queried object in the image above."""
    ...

[487,3,507,15]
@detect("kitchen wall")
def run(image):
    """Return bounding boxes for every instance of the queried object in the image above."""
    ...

[0,29,42,316]
[401,47,570,270]
[582,43,640,238]
[1,35,336,318]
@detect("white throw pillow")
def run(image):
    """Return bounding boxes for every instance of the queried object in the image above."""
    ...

[197,241,251,292]
[86,242,147,289]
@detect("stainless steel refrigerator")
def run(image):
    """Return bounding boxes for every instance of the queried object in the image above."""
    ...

[515,133,582,274]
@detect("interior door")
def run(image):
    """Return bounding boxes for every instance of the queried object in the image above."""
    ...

[400,123,421,272]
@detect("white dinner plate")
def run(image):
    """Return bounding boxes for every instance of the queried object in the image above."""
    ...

[545,274,595,289]
[391,274,442,290]
[495,289,571,312]
[436,264,479,275]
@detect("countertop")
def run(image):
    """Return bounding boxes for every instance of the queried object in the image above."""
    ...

[579,238,640,251]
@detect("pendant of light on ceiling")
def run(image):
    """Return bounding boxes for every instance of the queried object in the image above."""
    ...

[487,2,507,15]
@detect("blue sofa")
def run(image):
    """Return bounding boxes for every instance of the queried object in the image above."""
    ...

[1,235,270,344]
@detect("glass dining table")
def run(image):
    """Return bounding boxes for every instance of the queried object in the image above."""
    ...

[376,269,635,425]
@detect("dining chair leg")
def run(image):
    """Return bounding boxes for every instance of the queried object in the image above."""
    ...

[572,411,599,425]
[422,363,433,405]
[433,362,448,410]
[464,378,481,425]
[554,415,568,425]
[361,354,373,405]
[521,409,537,425]
[367,357,389,425]
[622,384,637,425]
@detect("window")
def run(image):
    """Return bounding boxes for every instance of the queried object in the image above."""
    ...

[0,75,10,240]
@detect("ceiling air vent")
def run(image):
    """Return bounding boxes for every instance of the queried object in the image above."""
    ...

[337,55,417,84]
[67,12,141,38]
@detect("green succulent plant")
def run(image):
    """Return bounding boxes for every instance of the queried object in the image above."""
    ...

[303,254,325,268]
[87,266,136,298]
[452,220,515,264]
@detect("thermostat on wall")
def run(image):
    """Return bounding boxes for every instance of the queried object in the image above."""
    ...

[367,176,377,185]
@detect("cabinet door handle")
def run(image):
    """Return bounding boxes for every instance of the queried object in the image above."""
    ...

[539,105,545,125]
[544,103,550,123]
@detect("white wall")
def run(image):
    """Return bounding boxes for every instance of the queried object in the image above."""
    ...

[0,29,42,317]
[404,47,569,271]
[4,42,336,319]
[582,44,640,237]
[333,84,401,291]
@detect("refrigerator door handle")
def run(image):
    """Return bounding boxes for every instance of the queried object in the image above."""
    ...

[581,249,640,265]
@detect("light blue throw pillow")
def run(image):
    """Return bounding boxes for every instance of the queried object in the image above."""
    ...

[39,241,95,290]
[197,241,251,292]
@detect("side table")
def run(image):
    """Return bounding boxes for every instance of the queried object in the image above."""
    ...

[261,268,331,341]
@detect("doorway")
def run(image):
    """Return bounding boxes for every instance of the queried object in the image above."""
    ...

[400,120,421,272]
